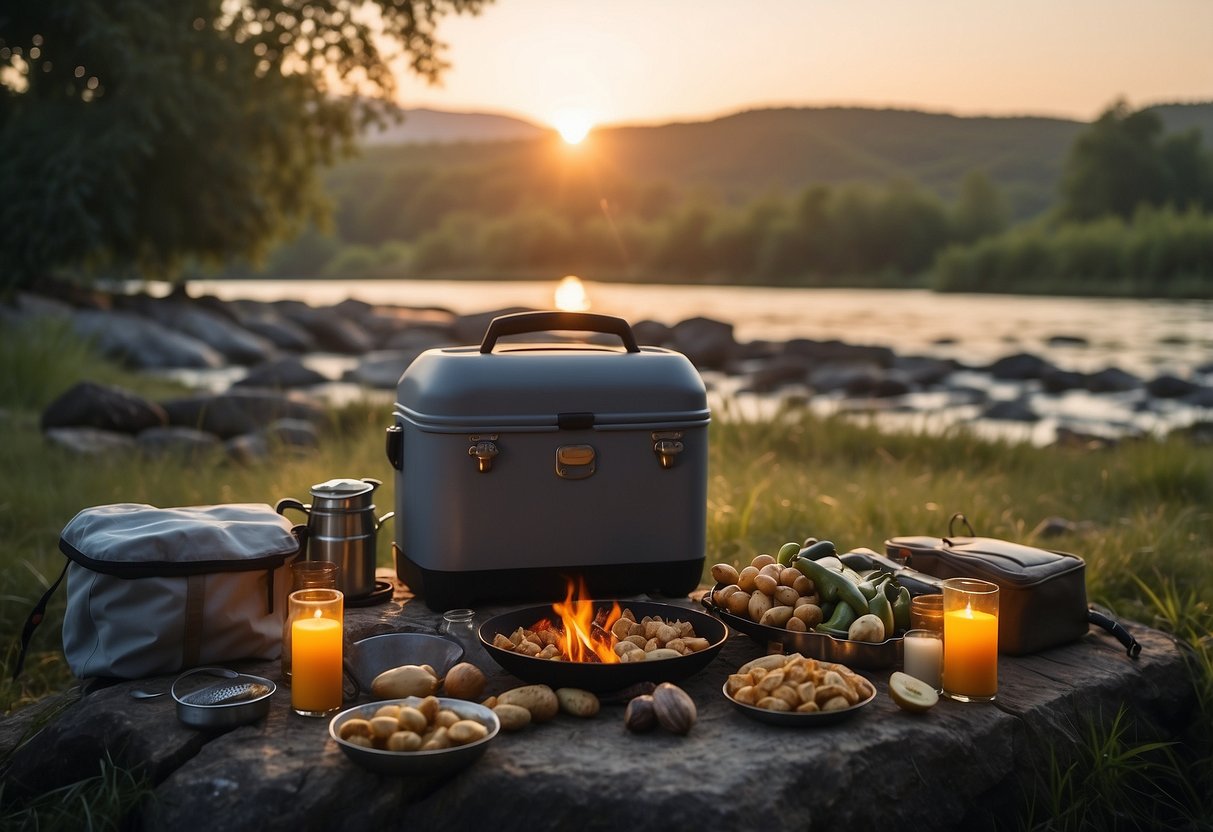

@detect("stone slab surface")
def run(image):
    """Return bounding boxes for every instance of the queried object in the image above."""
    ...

[1,587,1193,832]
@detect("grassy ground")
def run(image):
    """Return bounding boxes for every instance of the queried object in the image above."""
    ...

[1,323,1211,829]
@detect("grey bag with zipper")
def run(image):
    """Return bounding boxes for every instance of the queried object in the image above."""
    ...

[18,503,304,680]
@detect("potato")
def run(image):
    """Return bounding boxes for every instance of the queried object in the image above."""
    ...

[725,590,751,616]
[753,574,779,596]
[443,662,487,701]
[759,605,795,628]
[751,554,776,569]
[369,715,400,740]
[737,566,760,592]
[847,613,886,644]
[644,648,683,661]
[370,664,439,699]
[493,703,532,732]
[448,719,490,745]
[773,586,800,608]
[397,705,428,734]
[710,563,740,585]
[417,695,440,723]
[338,718,373,740]
[713,584,740,606]
[434,709,460,729]
[778,566,802,587]
[497,684,559,722]
[793,603,823,628]
[556,687,601,718]
[387,730,422,752]
[747,591,772,622]
[374,704,401,721]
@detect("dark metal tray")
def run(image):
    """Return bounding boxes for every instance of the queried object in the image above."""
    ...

[701,585,902,669]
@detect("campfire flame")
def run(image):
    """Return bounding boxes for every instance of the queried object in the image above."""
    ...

[544,577,622,663]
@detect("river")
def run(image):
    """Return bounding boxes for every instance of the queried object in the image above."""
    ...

[176,278,1212,443]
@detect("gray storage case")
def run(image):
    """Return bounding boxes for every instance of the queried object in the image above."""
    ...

[386,312,710,611]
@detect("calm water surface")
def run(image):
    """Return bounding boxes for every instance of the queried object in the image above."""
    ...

[178,278,1212,443]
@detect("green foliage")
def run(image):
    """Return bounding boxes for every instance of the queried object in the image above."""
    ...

[0,0,487,293]
[933,205,1213,296]
[1059,99,1213,223]
[0,753,154,832]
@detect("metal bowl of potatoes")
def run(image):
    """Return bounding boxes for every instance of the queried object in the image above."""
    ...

[329,696,500,776]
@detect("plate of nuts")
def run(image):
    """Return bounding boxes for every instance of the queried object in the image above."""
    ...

[722,653,876,727]
[329,695,500,776]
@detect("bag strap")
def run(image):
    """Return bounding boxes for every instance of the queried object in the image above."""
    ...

[13,560,69,680]
[182,574,206,669]
[944,512,976,544]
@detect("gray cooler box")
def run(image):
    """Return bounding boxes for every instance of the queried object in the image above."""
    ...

[385,311,710,611]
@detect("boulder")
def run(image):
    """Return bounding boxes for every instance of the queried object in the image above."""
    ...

[670,316,738,369]
[260,418,320,449]
[136,426,222,457]
[785,338,896,368]
[1041,368,1088,394]
[452,307,534,345]
[234,357,329,390]
[1146,374,1198,398]
[382,326,453,353]
[985,353,1054,381]
[1085,367,1139,393]
[1182,386,1213,408]
[892,356,956,387]
[739,354,812,394]
[70,310,223,370]
[275,303,376,354]
[143,301,276,365]
[870,370,914,398]
[342,350,427,389]
[43,427,138,454]
[808,364,884,396]
[224,432,270,464]
[160,390,324,439]
[981,398,1039,422]
[631,319,674,348]
[1046,334,1089,347]
[41,382,167,434]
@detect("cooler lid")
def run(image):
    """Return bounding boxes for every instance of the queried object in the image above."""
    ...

[396,344,709,430]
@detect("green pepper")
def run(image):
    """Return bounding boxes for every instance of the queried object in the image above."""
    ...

[794,556,869,617]
[857,580,878,600]
[891,584,912,633]
[818,600,836,621]
[814,598,857,638]
[798,539,837,561]
[776,541,802,566]
[856,573,891,601]
[868,589,895,638]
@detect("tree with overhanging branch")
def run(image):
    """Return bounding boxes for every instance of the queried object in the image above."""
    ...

[0,0,487,294]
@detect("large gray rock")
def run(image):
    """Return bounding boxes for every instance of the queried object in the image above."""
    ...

[276,303,376,354]
[343,350,427,389]
[1146,374,1198,398]
[740,354,812,394]
[1085,367,1139,393]
[160,390,324,439]
[1041,367,1088,393]
[982,398,1040,422]
[451,307,534,345]
[0,601,1191,832]
[985,353,1055,380]
[234,357,329,390]
[43,427,138,454]
[135,426,222,457]
[146,301,276,365]
[41,381,167,434]
[670,316,738,369]
[892,355,956,387]
[70,310,223,370]
[785,338,896,369]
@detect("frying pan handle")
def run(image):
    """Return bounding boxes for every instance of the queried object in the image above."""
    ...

[479,312,641,354]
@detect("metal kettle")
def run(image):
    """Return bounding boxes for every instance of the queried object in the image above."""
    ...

[276,477,394,599]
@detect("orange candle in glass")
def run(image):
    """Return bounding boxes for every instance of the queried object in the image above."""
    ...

[289,588,344,716]
[941,578,999,702]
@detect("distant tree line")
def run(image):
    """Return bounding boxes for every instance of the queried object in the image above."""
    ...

[222,100,1212,297]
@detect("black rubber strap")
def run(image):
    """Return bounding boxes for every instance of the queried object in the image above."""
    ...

[946,512,976,541]
[13,560,69,679]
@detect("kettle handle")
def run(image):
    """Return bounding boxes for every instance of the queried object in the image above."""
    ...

[275,498,310,518]
[361,477,383,491]
[376,511,395,531]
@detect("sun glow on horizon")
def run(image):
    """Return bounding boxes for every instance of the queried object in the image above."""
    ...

[551,107,595,144]
[554,275,590,312]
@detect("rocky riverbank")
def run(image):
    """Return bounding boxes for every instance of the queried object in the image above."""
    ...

[4,284,1211,456]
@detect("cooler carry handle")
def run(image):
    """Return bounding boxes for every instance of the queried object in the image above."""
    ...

[479,311,641,354]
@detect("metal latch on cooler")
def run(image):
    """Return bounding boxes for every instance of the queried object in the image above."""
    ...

[468,435,499,473]
[555,444,596,479]
[652,431,684,469]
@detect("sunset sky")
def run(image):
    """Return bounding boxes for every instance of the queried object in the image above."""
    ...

[395,0,1213,131]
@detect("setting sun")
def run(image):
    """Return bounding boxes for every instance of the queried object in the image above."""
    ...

[551,107,594,144]
[553,275,590,311]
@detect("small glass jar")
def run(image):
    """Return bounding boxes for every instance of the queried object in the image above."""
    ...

[282,560,340,683]
[910,593,944,633]
[439,608,478,654]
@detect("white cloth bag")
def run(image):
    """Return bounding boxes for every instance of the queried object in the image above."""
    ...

[52,503,303,679]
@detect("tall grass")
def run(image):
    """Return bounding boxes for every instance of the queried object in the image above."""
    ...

[1,326,1210,827]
